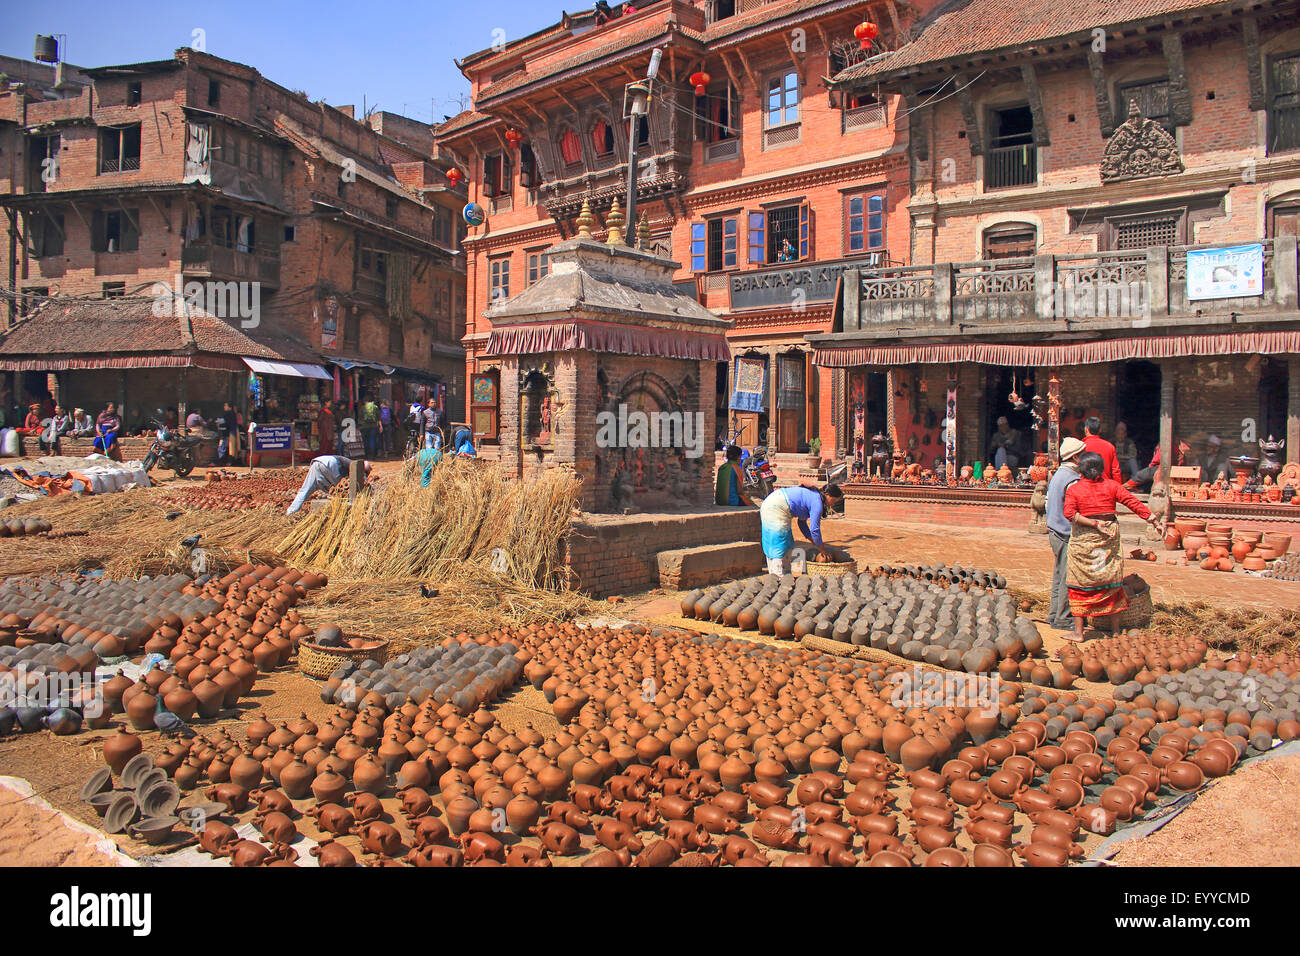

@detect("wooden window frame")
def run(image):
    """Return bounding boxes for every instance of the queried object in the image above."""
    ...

[483,151,512,198]
[982,222,1037,261]
[764,70,800,129]
[706,216,738,272]
[99,124,142,174]
[1102,208,1187,252]
[559,128,582,167]
[844,190,886,257]
[764,202,811,263]
[527,248,551,285]
[489,256,511,302]
[1115,76,1173,133]
[592,118,615,158]
[1267,50,1300,155]
[1267,201,1300,237]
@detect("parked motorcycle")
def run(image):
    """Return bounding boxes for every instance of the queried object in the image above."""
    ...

[742,445,776,500]
[141,418,203,478]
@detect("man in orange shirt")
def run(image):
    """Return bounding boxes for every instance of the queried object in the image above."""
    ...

[1081,416,1121,483]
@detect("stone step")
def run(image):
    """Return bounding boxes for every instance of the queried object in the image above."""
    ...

[657,540,764,590]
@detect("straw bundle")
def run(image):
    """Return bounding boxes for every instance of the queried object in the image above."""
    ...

[278,459,580,590]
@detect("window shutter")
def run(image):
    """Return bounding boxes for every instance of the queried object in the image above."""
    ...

[723,217,738,269]
[502,153,513,193]
[798,202,812,260]
[747,211,765,264]
[91,210,106,252]
[695,94,707,140]
[520,145,536,188]
[123,210,140,252]
[690,222,707,272]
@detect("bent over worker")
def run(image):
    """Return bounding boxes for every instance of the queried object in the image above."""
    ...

[759,483,844,575]
[286,455,371,514]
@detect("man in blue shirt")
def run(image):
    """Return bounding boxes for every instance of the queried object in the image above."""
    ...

[1046,437,1085,630]
[759,483,844,574]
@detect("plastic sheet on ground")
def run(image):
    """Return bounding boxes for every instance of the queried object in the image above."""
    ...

[0,775,139,867]
[1082,739,1300,864]
[143,819,321,867]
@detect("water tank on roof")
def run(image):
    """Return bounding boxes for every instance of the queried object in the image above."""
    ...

[34,35,59,63]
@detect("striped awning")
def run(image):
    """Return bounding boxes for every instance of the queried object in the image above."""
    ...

[486,320,730,362]
[812,330,1300,367]
[0,353,248,373]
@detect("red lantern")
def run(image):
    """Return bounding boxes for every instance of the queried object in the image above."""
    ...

[854,21,879,51]
[689,71,711,96]
[446,167,463,186]
[504,127,523,149]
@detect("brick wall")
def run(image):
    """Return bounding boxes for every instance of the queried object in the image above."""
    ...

[564,509,761,598]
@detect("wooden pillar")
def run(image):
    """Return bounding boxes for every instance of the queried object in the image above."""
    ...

[348,458,366,503]
[767,347,779,450]
[1048,371,1061,460]
[1158,362,1176,485]
[117,370,127,418]
[177,367,188,424]
[1288,358,1299,467]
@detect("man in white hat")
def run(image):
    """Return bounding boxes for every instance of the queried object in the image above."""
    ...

[1045,437,1086,631]
[1197,435,1234,482]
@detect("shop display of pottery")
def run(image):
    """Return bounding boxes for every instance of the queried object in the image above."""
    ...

[680,570,1036,674]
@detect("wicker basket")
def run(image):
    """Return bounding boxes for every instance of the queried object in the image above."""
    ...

[297,639,389,679]
[1096,575,1154,632]
[802,547,858,577]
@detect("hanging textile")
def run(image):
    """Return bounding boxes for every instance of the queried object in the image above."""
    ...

[729,355,767,413]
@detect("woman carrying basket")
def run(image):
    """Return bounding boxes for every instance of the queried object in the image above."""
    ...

[1062,451,1164,643]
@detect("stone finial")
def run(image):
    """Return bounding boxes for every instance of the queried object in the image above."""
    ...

[576,198,594,238]
[606,198,625,246]
[637,212,651,250]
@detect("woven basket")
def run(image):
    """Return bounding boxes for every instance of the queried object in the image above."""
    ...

[297,639,389,679]
[1096,575,1154,632]
[805,559,858,577]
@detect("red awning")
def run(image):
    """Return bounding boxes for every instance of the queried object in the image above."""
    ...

[0,353,248,373]
[486,320,730,362]
[812,330,1300,367]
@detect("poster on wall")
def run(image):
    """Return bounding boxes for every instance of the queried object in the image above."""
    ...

[321,296,339,349]
[1186,243,1263,301]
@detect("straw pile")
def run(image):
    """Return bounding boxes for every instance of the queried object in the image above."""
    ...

[0,488,289,579]
[278,458,580,590]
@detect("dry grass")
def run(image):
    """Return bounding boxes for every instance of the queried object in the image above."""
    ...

[0,489,289,578]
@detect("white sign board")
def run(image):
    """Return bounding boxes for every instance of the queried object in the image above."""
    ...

[1186,243,1264,301]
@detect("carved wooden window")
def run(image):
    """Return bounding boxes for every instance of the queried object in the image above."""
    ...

[1268,52,1300,154]
[592,119,615,157]
[559,129,582,166]
[519,143,538,188]
[1116,78,1172,133]
[983,223,1037,261]
[845,191,885,255]
[28,211,64,258]
[696,83,738,143]
[1105,211,1184,252]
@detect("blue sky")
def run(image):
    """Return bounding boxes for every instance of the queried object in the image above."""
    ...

[6,0,569,124]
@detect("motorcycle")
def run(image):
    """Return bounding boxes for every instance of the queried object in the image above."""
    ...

[141,418,204,478]
[742,445,776,500]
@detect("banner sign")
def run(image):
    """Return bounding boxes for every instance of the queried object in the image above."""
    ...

[729,254,884,311]
[1186,244,1263,301]
[252,424,293,452]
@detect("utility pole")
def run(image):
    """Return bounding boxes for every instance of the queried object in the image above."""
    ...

[623,48,662,243]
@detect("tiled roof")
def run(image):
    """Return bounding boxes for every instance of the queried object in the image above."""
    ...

[0,296,319,363]
[475,20,701,104]
[832,0,1241,82]
[436,110,491,136]
[706,0,861,42]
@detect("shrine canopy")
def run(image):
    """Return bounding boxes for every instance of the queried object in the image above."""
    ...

[483,225,731,363]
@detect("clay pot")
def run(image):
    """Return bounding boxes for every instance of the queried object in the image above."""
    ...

[102,729,143,774]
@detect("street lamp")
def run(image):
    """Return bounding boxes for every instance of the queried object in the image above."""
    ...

[623,47,662,244]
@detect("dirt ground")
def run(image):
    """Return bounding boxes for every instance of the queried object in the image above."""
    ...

[2,509,1297,867]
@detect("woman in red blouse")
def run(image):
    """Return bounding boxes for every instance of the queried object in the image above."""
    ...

[1063,451,1165,642]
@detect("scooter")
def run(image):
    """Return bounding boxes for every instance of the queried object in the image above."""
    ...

[142,418,204,478]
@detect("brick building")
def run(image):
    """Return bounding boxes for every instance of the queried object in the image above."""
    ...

[437,0,929,465]
[0,47,467,450]
[815,0,1300,482]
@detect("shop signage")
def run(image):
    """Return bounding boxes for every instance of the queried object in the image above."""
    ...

[729,254,883,311]
[252,424,294,451]
[320,296,339,349]
[1186,243,1264,301]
